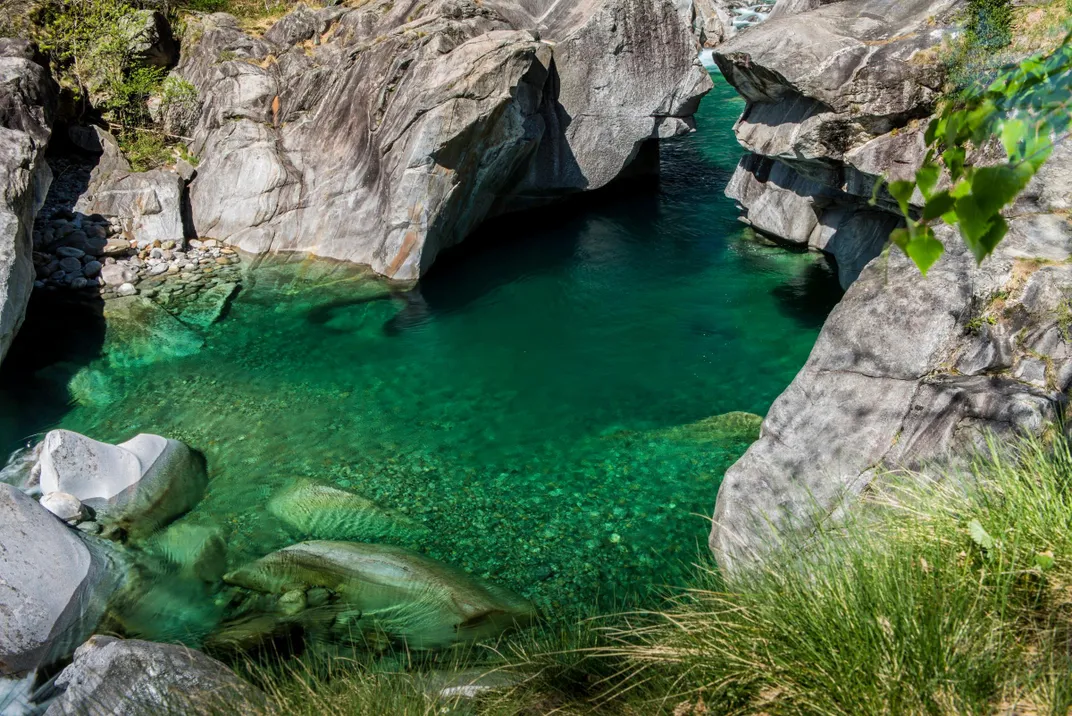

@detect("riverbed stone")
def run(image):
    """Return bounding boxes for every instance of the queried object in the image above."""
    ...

[44,636,264,716]
[268,478,429,542]
[40,491,86,524]
[37,429,207,540]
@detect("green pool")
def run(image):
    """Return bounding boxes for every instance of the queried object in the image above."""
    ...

[0,73,841,644]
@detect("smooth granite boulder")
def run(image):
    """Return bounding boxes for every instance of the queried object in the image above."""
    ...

[45,636,264,715]
[75,168,186,247]
[178,0,709,280]
[37,430,207,540]
[0,484,123,675]
[220,541,537,650]
[0,39,55,364]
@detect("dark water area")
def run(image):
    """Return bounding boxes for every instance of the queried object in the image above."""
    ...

[0,71,841,643]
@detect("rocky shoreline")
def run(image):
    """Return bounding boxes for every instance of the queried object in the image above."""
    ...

[707,0,1072,571]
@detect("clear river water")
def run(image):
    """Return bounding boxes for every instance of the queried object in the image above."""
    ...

[0,72,841,644]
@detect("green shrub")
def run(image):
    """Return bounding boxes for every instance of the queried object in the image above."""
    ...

[34,0,166,121]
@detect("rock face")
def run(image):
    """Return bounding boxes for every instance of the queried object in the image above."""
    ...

[37,430,207,540]
[45,636,264,715]
[177,0,710,280]
[714,0,962,288]
[220,541,536,650]
[0,38,55,364]
[711,92,1072,571]
[72,131,187,248]
[0,484,123,675]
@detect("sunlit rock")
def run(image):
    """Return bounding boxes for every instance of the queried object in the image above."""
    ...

[0,484,124,675]
[268,478,428,542]
[37,430,207,540]
[221,541,536,650]
[44,636,264,716]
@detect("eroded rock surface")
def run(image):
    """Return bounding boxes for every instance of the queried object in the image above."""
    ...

[0,38,55,364]
[177,0,709,279]
[0,484,123,675]
[711,151,1072,573]
[37,430,207,540]
[45,636,264,716]
[714,0,963,288]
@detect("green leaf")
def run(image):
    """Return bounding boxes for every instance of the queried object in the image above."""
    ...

[903,228,945,275]
[968,519,994,551]
[916,164,940,198]
[1034,551,1055,571]
[888,180,916,216]
[922,191,956,221]
[1000,118,1028,161]
[942,146,966,180]
[972,164,1033,216]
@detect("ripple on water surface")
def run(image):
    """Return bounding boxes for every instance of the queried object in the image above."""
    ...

[0,74,842,643]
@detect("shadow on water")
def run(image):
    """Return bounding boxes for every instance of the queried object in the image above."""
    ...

[0,137,110,453]
[771,258,845,329]
[418,173,661,317]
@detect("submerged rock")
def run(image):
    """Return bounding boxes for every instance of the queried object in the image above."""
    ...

[148,522,228,583]
[37,430,207,540]
[45,636,264,716]
[653,411,762,443]
[0,484,124,675]
[178,0,709,280]
[102,295,205,368]
[221,541,536,650]
[268,478,429,542]
[176,281,238,328]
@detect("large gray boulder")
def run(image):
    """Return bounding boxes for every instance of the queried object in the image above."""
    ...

[0,39,55,364]
[714,0,963,288]
[178,0,709,280]
[75,168,185,247]
[44,636,264,715]
[711,152,1072,573]
[0,484,123,675]
[37,430,207,540]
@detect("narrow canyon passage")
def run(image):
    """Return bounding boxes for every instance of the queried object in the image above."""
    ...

[0,73,841,644]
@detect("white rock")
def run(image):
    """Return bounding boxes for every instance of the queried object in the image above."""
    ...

[40,491,85,523]
[116,283,137,296]
[99,263,137,286]
[36,430,207,539]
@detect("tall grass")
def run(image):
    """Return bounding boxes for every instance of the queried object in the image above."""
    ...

[609,434,1072,715]
[233,433,1072,715]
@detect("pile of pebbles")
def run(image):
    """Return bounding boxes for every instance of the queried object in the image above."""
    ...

[32,209,242,304]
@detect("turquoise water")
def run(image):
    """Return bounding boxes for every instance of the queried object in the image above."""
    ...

[0,74,840,641]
